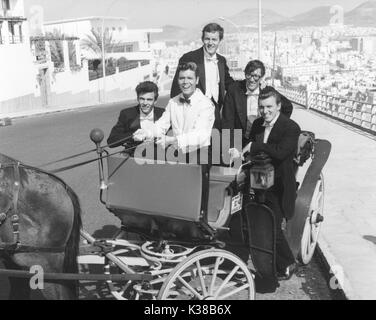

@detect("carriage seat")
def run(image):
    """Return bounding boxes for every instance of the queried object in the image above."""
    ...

[207,166,238,229]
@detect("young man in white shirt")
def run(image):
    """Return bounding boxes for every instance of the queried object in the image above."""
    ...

[134,62,215,163]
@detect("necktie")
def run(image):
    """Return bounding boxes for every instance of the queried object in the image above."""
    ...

[179,97,191,104]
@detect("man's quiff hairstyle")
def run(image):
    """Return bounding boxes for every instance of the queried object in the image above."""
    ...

[135,81,159,100]
[201,23,224,41]
[259,86,282,105]
[177,62,200,78]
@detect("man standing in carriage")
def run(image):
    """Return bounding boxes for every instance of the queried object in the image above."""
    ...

[170,23,234,130]
[221,59,293,149]
[107,81,165,155]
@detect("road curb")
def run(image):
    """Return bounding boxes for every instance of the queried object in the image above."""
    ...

[316,236,357,300]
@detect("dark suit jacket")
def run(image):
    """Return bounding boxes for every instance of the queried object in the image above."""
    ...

[170,47,234,128]
[247,114,301,220]
[222,81,293,147]
[107,106,165,148]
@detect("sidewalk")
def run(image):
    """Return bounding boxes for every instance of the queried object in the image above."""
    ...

[292,107,376,300]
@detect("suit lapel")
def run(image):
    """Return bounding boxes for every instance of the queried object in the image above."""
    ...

[218,56,225,94]
[198,47,206,94]
[129,107,140,131]
[266,114,283,143]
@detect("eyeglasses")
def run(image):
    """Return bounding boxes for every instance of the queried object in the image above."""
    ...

[245,73,262,81]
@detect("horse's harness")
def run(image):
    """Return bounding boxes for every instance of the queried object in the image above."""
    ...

[0,162,66,254]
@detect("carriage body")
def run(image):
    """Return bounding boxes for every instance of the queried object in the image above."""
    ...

[84,128,331,299]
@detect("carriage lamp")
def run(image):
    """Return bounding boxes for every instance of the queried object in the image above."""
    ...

[249,153,274,190]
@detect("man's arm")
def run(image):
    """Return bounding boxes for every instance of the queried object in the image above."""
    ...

[107,111,134,148]
[250,122,301,160]
[223,57,234,90]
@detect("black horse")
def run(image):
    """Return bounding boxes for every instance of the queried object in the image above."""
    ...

[0,153,81,299]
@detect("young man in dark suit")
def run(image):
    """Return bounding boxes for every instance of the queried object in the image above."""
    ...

[170,23,234,130]
[107,81,164,154]
[222,60,293,148]
[230,87,301,280]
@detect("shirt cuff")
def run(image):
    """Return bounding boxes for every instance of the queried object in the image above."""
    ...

[242,142,252,154]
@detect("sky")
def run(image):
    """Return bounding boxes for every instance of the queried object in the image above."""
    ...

[24,0,370,28]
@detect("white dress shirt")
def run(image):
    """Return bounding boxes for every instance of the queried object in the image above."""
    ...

[263,112,280,143]
[204,52,220,103]
[242,112,281,154]
[246,87,260,120]
[149,89,215,153]
[139,110,154,132]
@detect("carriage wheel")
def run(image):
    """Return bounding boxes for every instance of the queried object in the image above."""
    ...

[299,173,324,265]
[157,249,255,300]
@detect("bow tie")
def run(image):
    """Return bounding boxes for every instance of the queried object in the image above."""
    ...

[262,121,274,128]
[179,97,191,104]
[246,91,259,96]
[205,56,218,63]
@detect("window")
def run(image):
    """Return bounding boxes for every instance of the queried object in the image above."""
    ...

[1,0,10,11]
[8,21,23,44]
[125,44,133,52]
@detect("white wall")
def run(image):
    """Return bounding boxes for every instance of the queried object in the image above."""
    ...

[11,0,25,16]
[0,0,36,103]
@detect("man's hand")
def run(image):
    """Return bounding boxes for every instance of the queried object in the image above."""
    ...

[260,79,267,90]
[228,148,242,160]
[156,135,177,149]
[133,129,152,141]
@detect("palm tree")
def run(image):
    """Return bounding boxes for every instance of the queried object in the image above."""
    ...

[44,30,77,70]
[81,28,120,76]
[80,28,118,55]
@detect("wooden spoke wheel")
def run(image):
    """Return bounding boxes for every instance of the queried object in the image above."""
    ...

[157,249,255,300]
[299,173,325,265]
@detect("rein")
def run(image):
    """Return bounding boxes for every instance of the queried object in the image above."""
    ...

[39,136,153,174]
[0,137,153,254]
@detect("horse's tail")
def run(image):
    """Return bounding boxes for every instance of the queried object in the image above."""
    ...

[63,185,82,279]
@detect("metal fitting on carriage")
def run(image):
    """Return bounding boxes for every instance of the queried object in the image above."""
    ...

[100,181,108,190]
[0,212,7,224]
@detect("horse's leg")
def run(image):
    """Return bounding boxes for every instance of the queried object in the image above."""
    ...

[3,257,31,300]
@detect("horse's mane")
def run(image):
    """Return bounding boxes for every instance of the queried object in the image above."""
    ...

[0,152,18,164]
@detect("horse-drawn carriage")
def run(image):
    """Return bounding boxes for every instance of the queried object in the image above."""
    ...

[0,128,331,300]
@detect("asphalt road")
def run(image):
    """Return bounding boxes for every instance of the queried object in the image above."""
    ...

[0,97,340,300]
